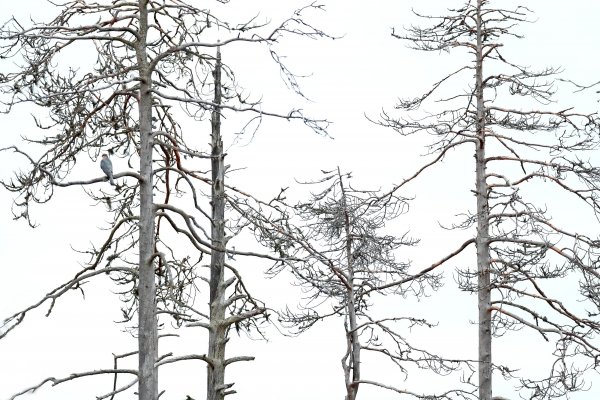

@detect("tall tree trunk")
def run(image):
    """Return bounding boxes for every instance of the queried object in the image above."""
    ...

[207,46,227,400]
[339,168,360,400]
[475,1,492,400]
[137,1,158,399]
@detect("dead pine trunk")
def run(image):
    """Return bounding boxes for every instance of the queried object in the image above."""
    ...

[207,46,228,400]
[137,0,158,399]
[339,168,360,400]
[136,1,158,399]
[475,1,492,400]
[137,0,158,398]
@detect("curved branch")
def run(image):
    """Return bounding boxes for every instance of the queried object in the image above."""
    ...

[9,368,137,400]
[364,238,476,294]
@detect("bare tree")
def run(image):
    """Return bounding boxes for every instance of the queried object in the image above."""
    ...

[376,1,600,399]
[248,167,476,400]
[0,1,329,399]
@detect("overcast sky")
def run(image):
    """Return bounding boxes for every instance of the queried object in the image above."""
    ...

[1,1,600,399]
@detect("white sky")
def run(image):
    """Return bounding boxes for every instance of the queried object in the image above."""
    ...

[1,1,600,399]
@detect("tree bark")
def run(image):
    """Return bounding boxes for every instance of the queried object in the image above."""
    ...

[339,168,360,400]
[136,1,158,399]
[207,46,227,400]
[475,1,492,400]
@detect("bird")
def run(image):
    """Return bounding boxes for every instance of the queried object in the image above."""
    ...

[100,153,115,186]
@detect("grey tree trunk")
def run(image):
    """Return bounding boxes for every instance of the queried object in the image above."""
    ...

[339,168,360,400]
[475,2,492,400]
[137,1,158,399]
[207,47,227,400]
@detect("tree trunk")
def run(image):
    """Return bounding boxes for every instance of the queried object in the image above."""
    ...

[475,2,492,400]
[207,46,227,400]
[137,1,158,399]
[339,168,360,400]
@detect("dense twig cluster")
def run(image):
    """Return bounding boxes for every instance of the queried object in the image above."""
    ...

[246,168,476,400]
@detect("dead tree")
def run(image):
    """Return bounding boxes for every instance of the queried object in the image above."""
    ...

[0,1,329,399]
[378,1,600,399]
[249,168,476,400]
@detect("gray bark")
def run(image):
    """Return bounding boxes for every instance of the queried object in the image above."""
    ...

[475,2,492,400]
[137,1,158,399]
[340,168,360,400]
[207,46,227,400]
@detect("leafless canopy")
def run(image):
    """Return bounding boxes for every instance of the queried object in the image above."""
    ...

[250,168,476,400]
[378,0,600,399]
[0,1,330,399]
